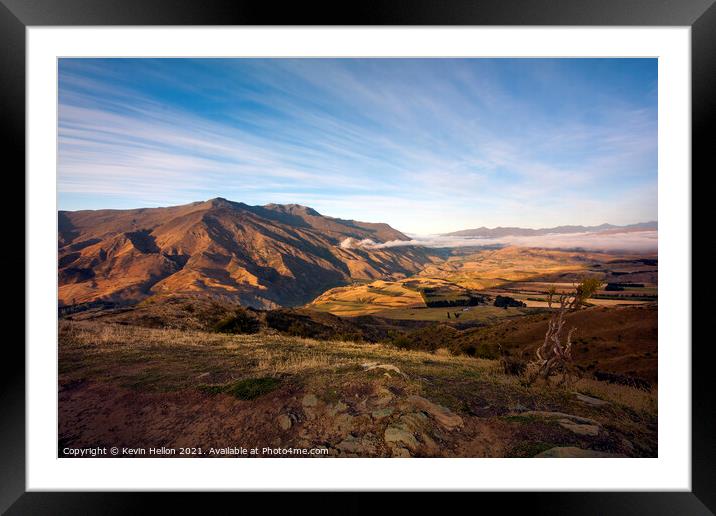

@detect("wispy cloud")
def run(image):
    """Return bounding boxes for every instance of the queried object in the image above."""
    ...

[58,58,657,234]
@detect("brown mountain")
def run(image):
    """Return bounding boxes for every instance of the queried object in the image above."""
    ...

[58,198,439,308]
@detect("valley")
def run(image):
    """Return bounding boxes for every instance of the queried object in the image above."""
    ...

[58,200,658,458]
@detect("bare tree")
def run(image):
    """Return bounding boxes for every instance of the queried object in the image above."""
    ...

[528,278,603,387]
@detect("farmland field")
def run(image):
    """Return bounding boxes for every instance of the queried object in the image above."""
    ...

[310,247,658,317]
[371,305,542,322]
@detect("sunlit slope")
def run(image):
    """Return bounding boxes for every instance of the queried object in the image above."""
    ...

[309,280,427,316]
[417,247,599,289]
[58,198,439,308]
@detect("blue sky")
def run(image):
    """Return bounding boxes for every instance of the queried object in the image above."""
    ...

[58,58,657,234]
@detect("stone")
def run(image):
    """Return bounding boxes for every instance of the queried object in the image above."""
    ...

[277,414,292,431]
[334,413,355,433]
[407,395,463,429]
[419,432,440,455]
[557,419,600,436]
[391,447,411,458]
[328,401,348,416]
[398,412,429,433]
[371,407,394,420]
[384,425,419,449]
[335,436,362,453]
[362,362,408,378]
[335,435,376,455]
[520,411,600,426]
[368,387,394,408]
[373,395,393,407]
[302,393,318,408]
[574,393,609,406]
[535,446,626,458]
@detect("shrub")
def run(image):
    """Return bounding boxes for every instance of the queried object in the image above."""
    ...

[391,334,413,350]
[500,355,527,376]
[225,377,281,400]
[213,308,261,334]
[494,295,527,308]
[198,377,282,399]
[461,341,500,359]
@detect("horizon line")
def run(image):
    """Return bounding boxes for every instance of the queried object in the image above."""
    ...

[57,195,658,234]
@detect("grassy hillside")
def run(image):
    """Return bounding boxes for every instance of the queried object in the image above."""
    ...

[59,320,657,458]
[309,280,427,316]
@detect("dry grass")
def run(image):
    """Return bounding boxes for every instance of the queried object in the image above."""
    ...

[59,320,657,457]
[309,280,425,316]
[59,320,656,418]
[573,377,657,415]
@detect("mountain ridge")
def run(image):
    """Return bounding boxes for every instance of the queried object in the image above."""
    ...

[58,198,438,308]
[443,221,657,238]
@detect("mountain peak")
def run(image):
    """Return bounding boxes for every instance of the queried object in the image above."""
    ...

[205,197,237,208]
[57,198,423,308]
[263,203,321,217]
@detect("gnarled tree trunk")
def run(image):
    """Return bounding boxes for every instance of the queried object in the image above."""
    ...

[528,278,602,387]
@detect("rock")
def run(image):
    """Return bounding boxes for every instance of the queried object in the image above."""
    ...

[335,436,362,453]
[398,412,430,433]
[384,425,419,449]
[557,419,600,436]
[518,410,602,436]
[407,395,463,429]
[520,411,600,426]
[419,432,440,455]
[334,413,355,433]
[535,446,626,458]
[301,394,321,420]
[391,447,411,458]
[362,362,408,378]
[383,412,435,453]
[336,435,376,455]
[302,393,318,408]
[366,387,394,409]
[328,401,348,416]
[277,414,292,431]
[574,393,609,406]
[371,407,394,420]
[375,396,393,407]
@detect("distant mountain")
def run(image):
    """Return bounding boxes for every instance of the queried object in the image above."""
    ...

[443,221,657,238]
[58,198,439,308]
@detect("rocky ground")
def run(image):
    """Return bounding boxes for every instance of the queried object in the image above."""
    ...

[58,321,657,458]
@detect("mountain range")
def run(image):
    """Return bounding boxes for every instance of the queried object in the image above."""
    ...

[58,198,439,308]
[443,221,657,238]
[58,198,657,308]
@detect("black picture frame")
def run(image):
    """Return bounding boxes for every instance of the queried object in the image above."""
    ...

[1,0,710,513]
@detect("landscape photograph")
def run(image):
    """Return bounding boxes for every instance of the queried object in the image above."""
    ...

[58,58,657,458]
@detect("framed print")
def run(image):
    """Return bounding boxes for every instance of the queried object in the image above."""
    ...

[2,0,711,512]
